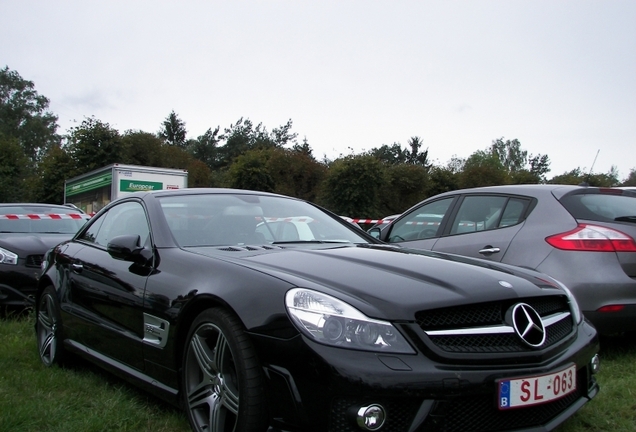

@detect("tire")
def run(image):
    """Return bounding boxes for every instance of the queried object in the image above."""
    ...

[182,308,267,432]
[36,286,65,367]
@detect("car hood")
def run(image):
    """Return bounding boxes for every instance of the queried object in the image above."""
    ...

[0,233,73,257]
[192,244,562,320]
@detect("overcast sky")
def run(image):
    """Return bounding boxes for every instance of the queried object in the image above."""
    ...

[2,1,635,180]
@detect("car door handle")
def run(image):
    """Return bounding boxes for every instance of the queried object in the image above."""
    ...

[71,263,83,273]
[479,246,501,255]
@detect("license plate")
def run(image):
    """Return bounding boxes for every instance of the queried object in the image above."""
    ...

[497,364,577,410]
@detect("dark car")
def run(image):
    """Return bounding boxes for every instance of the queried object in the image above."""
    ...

[0,203,89,307]
[37,188,600,432]
[369,184,636,335]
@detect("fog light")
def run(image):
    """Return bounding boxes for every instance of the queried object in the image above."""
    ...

[356,404,386,430]
[590,354,600,374]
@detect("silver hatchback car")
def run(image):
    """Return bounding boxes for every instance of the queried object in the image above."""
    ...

[370,185,636,335]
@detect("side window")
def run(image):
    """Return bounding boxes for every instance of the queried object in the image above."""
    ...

[79,214,106,244]
[498,198,528,227]
[388,198,453,242]
[83,201,150,247]
[449,195,525,235]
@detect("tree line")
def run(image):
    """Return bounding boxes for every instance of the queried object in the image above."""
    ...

[2,66,635,218]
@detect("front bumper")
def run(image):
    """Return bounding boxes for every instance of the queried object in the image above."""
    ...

[253,320,599,432]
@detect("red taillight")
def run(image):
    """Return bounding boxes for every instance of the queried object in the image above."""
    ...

[597,305,625,313]
[545,224,636,252]
[598,188,624,195]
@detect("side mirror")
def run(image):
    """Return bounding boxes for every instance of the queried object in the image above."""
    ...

[368,227,382,239]
[107,235,148,263]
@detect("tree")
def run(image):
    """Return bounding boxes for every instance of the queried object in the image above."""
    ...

[509,169,542,185]
[367,143,408,165]
[318,155,386,217]
[266,148,326,201]
[186,159,212,188]
[65,117,125,173]
[490,138,527,173]
[459,150,508,188]
[379,164,429,216]
[621,168,636,186]
[216,118,273,169]
[32,144,76,204]
[155,144,212,187]
[0,137,30,202]
[292,137,314,159]
[447,156,465,174]
[548,168,585,185]
[528,153,551,183]
[216,118,300,169]
[270,119,298,147]
[187,127,221,169]
[489,138,550,184]
[587,169,620,187]
[426,165,460,198]
[226,149,276,192]
[121,131,165,167]
[159,111,187,148]
[367,138,431,168]
[0,66,61,164]
[405,136,431,168]
[548,167,619,187]
[223,147,326,199]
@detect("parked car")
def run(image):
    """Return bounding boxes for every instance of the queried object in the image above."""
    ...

[0,203,90,307]
[37,188,600,432]
[369,184,636,335]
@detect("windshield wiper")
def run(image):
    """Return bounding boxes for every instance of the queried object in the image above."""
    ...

[271,240,351,245]
[614,216,636,223]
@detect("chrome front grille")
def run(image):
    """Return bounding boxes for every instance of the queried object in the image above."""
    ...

[415,296,575,354]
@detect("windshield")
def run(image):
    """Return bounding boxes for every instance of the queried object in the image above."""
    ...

[0,205,88,234]
[158,193,371,247]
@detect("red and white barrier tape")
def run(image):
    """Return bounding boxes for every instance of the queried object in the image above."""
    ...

[0,213,90,220]
[349,219,394,224]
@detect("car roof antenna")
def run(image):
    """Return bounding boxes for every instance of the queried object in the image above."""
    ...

[579,149,600,187]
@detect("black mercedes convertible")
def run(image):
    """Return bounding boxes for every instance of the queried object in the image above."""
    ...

[36,188,600,432]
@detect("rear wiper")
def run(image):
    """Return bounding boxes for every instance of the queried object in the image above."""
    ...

[614,216,636,223]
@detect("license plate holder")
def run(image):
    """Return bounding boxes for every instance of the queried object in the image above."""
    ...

[497,364,577,410]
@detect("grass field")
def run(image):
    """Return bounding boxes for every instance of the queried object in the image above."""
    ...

[1,312,635,432]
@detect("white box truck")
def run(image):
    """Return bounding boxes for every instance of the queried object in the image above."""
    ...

[65,164,188,214]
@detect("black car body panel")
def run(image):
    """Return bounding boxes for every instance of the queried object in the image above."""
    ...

[37,189,599,432]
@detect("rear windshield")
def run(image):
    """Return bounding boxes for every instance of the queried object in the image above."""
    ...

[559,192,636,223]
[0,205,88,234]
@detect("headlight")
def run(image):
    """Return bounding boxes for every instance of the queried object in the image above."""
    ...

[0,247,18,265]
[555,280,582,324]
[285,288,415,354]
[41,250,50,272]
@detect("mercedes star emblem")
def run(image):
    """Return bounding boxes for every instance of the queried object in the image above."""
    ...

[511,303,546,348]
